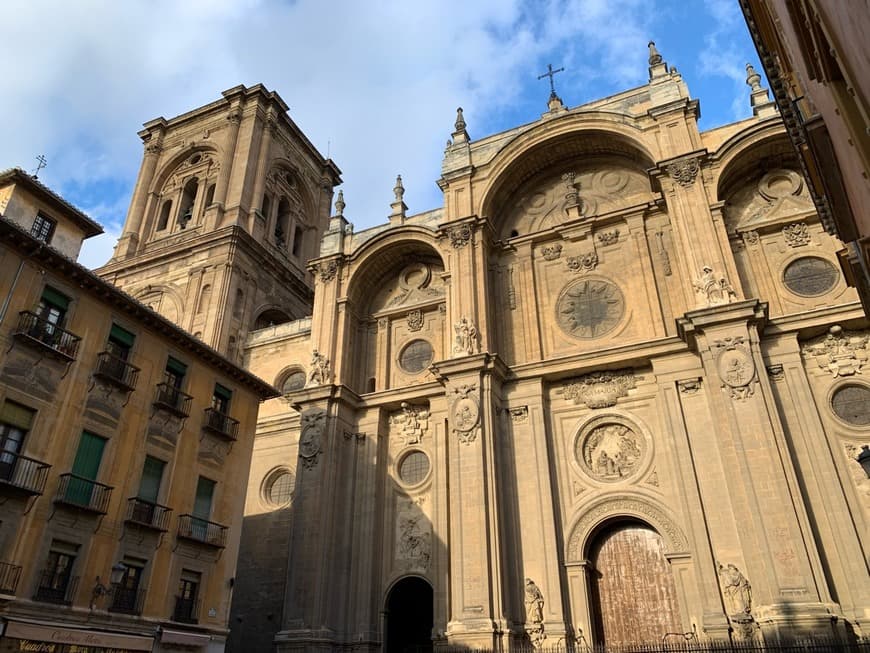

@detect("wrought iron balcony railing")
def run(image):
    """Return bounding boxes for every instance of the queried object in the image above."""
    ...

[0,449,50,496]
[125,497,172,531]
[0,561,22,595]
[202,407,239,441]
[177,514,228,548]
[109,586,146,615]
[34,571,78,605]
[13,311,80,360]
[94,351,140,391]
[154,382,193,418]
[172,595,200,624]
[54,473,113,514]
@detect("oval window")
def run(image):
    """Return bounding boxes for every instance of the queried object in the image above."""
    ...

[782,257,839,297]
[399,339,434,374]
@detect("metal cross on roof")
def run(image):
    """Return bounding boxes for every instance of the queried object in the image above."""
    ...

[537,63,565,98]
[33,154,48,178]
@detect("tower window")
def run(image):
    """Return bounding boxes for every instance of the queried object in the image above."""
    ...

[204,184,215,210]
[178,178,199,229]
[32,213,56,243]
[275,198,291,247]
[292,226,304,257]
[157,200,172,231]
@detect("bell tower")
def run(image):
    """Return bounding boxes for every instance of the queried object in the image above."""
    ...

[98,84,341,360]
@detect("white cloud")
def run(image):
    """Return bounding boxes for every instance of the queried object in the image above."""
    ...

[2,0,754,268]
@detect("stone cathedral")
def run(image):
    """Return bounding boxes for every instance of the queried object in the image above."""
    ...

[99,45,870,653]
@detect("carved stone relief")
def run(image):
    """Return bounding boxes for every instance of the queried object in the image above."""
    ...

[377,262,446,310]
[396,496,431,572]
[693,265,736,307]
[389,402,429,446]
[724,168,813,233]
[555,278,625,339]
[453,317,479,356]
[447,223,472,248]
[717,562,757,639]
[299,410,326,469]
[450,384,480,444]
[597,229,620,246]
[507,406,529,423]
[406,309,424,331]
[316,259,340,282]
[713,337,756,400]
[307,349,331,386]
[566,251,598,273]
[576,422,645,482]
[766,364,785,382]
[540,243,562,261]
[524,578,546,649]
[666,157,700,187]
[677,378,702,395]
[782,222,810,247]
[800,326,868,377]
[558,369,640,408]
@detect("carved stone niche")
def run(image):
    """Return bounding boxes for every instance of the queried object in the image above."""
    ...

[558,369,641,409]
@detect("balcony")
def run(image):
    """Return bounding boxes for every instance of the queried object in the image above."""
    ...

[93,351,140,392]
[0,561,22,595]
[202,407,239,441]
[13,311,80,361]
[34,571,78,604]
[54,474,113,514]
[109,586,146,615]
[125,497,172,531]
[0,449,51,497]
[177,514,228,548]
[154,382,193,418]
[172,595,200,624]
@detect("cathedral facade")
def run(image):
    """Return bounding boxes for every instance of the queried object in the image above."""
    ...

[103,48,869,653]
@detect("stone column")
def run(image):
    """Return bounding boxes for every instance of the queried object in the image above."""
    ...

[250,115,275,218]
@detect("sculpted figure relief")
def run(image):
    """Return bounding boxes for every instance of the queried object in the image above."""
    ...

[581,423,643,481]
[524,578,545,648]
[307,349,330,386]
[453,317,479,356]
[718,562,752,615]
[693,265,736,307]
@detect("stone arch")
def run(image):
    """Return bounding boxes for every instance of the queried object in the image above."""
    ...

[478,115,658,227]
[275,365,306,394]
[712,125,800,202]
[134,284,183,325]
[252,306,293,330]
[149,144,223,197]
[565,493,689,562]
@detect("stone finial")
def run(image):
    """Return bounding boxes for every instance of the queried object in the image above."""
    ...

[454,107,466,132]
[648,41,663,66]
[334,190,345,217]
[745,63,762,91]
[393,175,405,202]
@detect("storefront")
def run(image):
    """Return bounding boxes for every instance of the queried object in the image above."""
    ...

[0,619,154,653]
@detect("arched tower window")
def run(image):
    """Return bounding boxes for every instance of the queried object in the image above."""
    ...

[261,194,272,221]
[178,178,199,229]
[275,198,291,247]
[204,183,215,211]
[157,199,172,231]
[292,225,304,257]
[197,284,211,315]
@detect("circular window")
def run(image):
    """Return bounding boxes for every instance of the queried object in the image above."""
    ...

[831,384,870,426]
[399,339,434,374]
[398,451,430,485]
[263,469,294,507]
[281,370,306,394]
[189,153,202,165]
[782,257,839,297]
[555,278,625,339]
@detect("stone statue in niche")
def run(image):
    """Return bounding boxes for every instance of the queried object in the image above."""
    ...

[718,562,757,638]
[581,423,643,481]
[524,578,545,648]
[307,349,330,386]
[453,317,479,356]
[693,265,736,307]
[389,402,429,445]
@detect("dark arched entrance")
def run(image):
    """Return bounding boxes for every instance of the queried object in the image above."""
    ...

[385,576,433,653]
[588,520,682,646]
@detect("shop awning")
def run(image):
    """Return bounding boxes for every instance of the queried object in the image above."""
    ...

[3,618,154,651]
[160,628,211,647]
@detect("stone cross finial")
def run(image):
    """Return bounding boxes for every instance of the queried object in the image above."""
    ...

[454,107,466,132]
[393,175,405,202]
[334,190,345,217]
[648,41,663,65]
[745,63,762,91]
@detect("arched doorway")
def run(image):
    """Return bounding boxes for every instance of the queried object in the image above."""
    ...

[385,576,433,653]
[588,520,682,646]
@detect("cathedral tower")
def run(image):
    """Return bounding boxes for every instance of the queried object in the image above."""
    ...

[99,84,341,360]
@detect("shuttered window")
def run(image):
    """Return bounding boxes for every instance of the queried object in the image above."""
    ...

[71,432,106,480]
[193,476,215,520]
[138,456,165,503]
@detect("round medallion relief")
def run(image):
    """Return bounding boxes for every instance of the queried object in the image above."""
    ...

[831,384,870,426]
[399,339,434,374]
[782,257,839,297]
[556,278,625,339]
[576,422,646,482]
[716,348,755,388]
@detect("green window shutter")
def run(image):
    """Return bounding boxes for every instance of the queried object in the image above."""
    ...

[41,286,70,310]
[213,384,232,401]
[138,456,165,503]
[109,324,136,347]
[193,476,215,519]
[71,431,106,480]
[166,357,187,377]
[0,401,35,430]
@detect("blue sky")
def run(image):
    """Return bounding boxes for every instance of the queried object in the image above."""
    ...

[2,0,764,268]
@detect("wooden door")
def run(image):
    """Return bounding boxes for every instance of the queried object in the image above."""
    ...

[589,522,682,646]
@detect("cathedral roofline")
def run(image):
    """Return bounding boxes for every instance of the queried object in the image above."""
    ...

[0,216,279,399]
[0,167,103,238]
